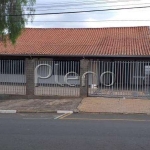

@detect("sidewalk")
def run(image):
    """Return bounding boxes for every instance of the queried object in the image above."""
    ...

[1,97,150,114]
[0,98,82,113]
[78,97,150,114]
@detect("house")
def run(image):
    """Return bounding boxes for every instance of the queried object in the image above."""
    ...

[0,26,150,98]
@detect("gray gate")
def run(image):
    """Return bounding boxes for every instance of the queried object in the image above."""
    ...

[88,61,150,98]
[34,60,80,97]
[0,60,26,95]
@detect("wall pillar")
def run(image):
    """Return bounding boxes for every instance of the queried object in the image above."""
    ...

[25,58,35,96]
[80,59,89,97]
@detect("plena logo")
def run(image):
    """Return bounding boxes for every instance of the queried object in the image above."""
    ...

[34,64,115,87]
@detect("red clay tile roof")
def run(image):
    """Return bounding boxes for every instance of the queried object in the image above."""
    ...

[0,26,150,57]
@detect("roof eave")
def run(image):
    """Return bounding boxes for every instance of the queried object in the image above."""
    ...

[0,54,150,58]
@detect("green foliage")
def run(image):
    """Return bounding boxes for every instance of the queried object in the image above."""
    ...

[0,0,36,44]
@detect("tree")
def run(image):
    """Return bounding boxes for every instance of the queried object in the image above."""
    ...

[0,0,36,44]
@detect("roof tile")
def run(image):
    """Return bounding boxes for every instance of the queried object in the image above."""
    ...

[0,27,150,56]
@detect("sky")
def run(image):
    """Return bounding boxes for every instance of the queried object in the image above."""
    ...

[26,0,150,28]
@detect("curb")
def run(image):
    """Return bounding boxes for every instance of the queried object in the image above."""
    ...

[57,110,73,114]
[1,110,150,115]
[0,110,78,113]
[0,110,57,113]
[17,110,57,113]
[0,110,17,113]
[78,111,150,115]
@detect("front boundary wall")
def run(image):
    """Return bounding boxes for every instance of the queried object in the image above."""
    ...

[0,58,150,99]
[0,58,82,99]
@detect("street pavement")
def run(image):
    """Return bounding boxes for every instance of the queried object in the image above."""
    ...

[0,113,150,150]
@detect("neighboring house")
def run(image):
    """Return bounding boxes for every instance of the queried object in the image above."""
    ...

[0,26,150,98]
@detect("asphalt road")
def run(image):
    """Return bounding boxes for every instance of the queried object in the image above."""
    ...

[0,113,150,150]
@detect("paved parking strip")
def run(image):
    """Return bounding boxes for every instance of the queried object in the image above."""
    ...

[0,113,61,120]
[1,113,150,122]
[61,113,150,122]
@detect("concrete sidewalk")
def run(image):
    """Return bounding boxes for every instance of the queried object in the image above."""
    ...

[1,97,150,114]
[78,97,150,114]
[0,98,82,113]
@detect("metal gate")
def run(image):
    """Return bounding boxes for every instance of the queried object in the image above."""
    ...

[34,60,80,96]
[0,59,26,95]
[88,61,150,98]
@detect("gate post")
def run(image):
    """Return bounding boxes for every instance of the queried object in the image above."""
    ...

[80,59,89,97]
[25,58,35,97]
